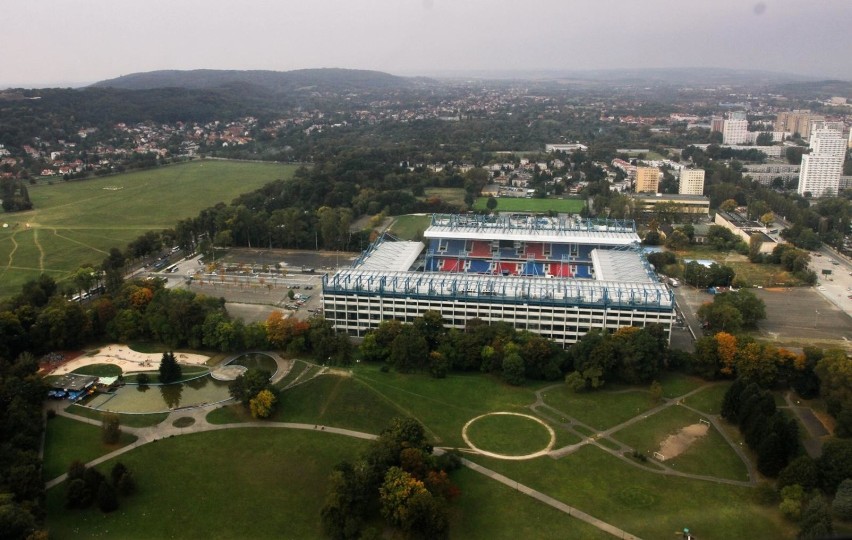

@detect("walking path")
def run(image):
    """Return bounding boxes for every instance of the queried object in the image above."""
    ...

[782,391,829,458]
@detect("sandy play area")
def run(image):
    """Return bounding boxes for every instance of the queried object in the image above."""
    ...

[656,423,709,460]
[48,345,210,376]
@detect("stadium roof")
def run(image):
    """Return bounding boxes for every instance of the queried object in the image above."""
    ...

[425,213,640,246]
[324,269,673,310]
[353,240,425,272]
[591,249,656,283]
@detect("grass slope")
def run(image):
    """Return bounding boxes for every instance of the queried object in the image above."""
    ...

[387,214,432,240]
[42,415,137,480]
[542,386,655,431]
[0,160,296,298]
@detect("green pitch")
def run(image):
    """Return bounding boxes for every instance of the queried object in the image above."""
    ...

[473,197,585,213]
[0,160,296,298]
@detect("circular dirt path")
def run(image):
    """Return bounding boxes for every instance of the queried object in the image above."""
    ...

[462,412,556,460]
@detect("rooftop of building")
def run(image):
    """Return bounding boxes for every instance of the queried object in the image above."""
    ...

[424,213,640,245]
[716,210,763,229]
[352,237,425,272]
[323,269,672,310]
[631,193,710,203]
[591,249,656,283]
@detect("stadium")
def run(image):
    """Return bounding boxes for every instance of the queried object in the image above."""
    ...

[322,213,676,347]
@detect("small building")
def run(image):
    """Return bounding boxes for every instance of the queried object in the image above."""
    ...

[713,211,781,254]
[631,194,711,216]
[50,374,98,401]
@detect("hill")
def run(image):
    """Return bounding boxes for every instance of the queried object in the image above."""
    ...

[91,68,417,92]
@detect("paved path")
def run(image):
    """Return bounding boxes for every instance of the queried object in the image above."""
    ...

[783,391,828,458]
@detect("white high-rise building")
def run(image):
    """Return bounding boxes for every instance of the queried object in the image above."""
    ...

[722,112,748,145]
[679,169,705,195]
[798,122,846,197]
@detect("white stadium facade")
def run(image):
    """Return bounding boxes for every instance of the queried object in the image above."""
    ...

[322,213,676,347]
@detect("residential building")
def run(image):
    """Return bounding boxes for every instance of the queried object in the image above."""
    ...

[743,164,800,186]
[635,167,660,193]
[678,169,705,195]
[722,112,748,145]
[631,194,710,216]
[798,122,846,197]
[775,111,825,139]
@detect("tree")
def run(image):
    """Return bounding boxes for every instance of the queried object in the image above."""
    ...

[380,466,428,528]
[779,484,805,521]
[96,482,119,513]
[229,368,272,405]
[818,439,852,494]
[715,332,738,376]
[249,389,277,419]
[665,229,689,250]
[720,199,738,212]
[501,350,525,386]
[832,478,852,521]
[777,456,819,491]
[760,211,775,228]
[65,478,91,509]
[797,496,833,540]
[814,349,852,417]
[158,351,182,383]
[486,196,498,212]
[645,380,662,404]
[101,412,121,444]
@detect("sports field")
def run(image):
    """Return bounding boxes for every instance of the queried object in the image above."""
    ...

[473,197,585,213]
[0,160,296,298]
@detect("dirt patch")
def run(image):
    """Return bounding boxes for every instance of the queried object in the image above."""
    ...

[657,423,708,460]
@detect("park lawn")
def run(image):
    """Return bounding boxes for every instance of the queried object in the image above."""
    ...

[469,445,793,540]
[609,405,748,481]
[66,404,168,428]
[208,375,405,436]
[685,382,732,415]
[671,246,802,288]
[541,386,655,431]
[424,187,467,206]
[465,414,554,456]
[655,371,709,399]
[0,160,296,298]
[42,415,137,481]
[472,197,585,213]
[449,466,613,540]
[273,359,309,389]
[387,214,432,240]
[45,429,367,539]
[354,366,538,447]
[71,364,123,377]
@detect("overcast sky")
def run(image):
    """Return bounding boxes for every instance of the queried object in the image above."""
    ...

[3,0,851,87]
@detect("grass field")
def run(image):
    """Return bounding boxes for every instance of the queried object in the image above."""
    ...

[66,405,169,428]
[472,197,585,213]
[42,415,137,480]
[387,214,432,240]
[673,246,804,288]
[46,363,795,539]
[465,414,553,456]
[610,405,748,481]
[0,160,296,298]
[542,387,655,431]
[424,187,467,206]
[470,446,791,540]
[684,382,732,415]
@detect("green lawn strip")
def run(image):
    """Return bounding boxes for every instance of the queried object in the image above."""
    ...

[542,386,655,431]
[449,466,613,540]
[271,375,403,434]
[472,197,585,213]
[468,446,792,540]
[70,364,123,377]
[1,161,296,298]
[595,437,621,451]
[273,359,308,389]
[655,371,709,399]
[387,214,432,240]
[553,426,583,447]
[465,414,553,456]
[685,382,732,415]
[66,404,168,428]
[43,415,137,480]
[354,366,536,447]
[45,429,367,539]
[126,342,168,354]
[609,405,748,481]
[423,187,467,206]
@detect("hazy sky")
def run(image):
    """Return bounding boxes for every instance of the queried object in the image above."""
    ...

[4,0,851,87]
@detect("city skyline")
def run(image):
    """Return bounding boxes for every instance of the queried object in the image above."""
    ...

[3,0,852,88]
